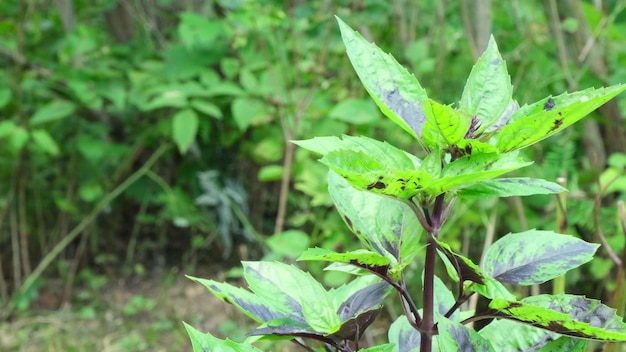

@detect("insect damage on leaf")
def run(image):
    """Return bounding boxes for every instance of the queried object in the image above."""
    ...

[543,98,555,111]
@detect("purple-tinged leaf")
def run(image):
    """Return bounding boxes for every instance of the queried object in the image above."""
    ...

[247,318,328,341]
[388,315,420,352]
[437,314,494,351]
[334,308,382,340]
[242,262,340,333]
[482,230,599,285]
[337,282,390,321]
[187,275,305,324]
[336,17,429,141]
[488,294,626,341]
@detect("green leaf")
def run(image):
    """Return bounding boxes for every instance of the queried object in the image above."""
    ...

[190,99,223,119]
[496,85,626,152]
[460,35,512,133]
[183,322,262,352]
[336,17,428,140]
[8,126,29,153]
[172,109,199,153]
[257,165,284,182]
[422,99,471,147]
[30,100,76,125]
[329,98,380,125]
[232,97,272,130]
[327,171,422,265]
[479,318,559,351]
[242,261,340,333]
[298,248,391,275]
[437,314,495,352]
[294,135,422,169]
[78,182,103,202]
[30,129,60,156]
[0,86,12,108]
[296,135,430,199]
[266,230,310,259]
[482,230,599,285]
[458,177,567,198]
[322,150,432,199]
[468,275,516,301]
[489,294,626,341]
[388,315,420,352]
[425,153,532,195]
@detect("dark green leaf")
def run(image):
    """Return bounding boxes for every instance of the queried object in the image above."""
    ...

[459,178,567,198]
[488,294,626,341]
[482,230,599,285]
[460,36,512,134]
[437,314,494,352]
[336,17,428,140]
[497,85,626,152]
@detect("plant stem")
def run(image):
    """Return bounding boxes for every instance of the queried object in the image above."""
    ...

[420,193,445,352]
[420,233,438,352]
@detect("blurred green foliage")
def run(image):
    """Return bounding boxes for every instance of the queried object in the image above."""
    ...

[1,0,626,334]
